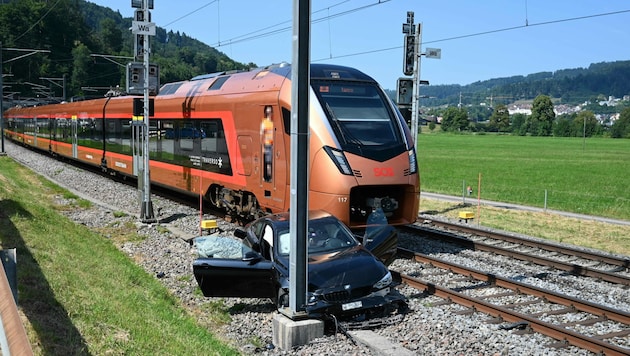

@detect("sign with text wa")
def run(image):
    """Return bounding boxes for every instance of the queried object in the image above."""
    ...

[131,21,156,36]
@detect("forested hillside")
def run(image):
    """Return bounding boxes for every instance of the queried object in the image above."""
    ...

[420,60,630,107]
[1,0,629,107]
[0,0,252,102]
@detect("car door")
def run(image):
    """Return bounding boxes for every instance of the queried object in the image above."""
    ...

[362,208,398,266]
[193,249,276,298]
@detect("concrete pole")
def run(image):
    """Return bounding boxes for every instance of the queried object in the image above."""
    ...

[288,0,310,317]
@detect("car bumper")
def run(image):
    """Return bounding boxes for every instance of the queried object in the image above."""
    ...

[304,288,407,321]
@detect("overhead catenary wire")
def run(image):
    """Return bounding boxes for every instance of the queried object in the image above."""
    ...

[207,0,384,48]
[161,2,628,63]
[12,0,63,43]
[315,8,630,62]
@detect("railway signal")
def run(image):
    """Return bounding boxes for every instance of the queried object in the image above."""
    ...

[130,0,156,223]
[400,11,440,144]
[397,77,413,106]
[403,35,415,76]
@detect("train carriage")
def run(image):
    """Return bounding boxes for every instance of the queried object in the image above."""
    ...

[3,63,420,227]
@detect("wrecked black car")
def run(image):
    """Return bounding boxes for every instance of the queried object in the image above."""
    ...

[192,210,407,322]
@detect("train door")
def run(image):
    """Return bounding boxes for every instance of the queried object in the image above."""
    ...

[259,105,286,209]
[31,117,38,146]
[236,135,253,176]
[71,116,78,158]
[49,118,56,153]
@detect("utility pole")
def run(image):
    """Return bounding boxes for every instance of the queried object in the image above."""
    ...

[1,44,50,154]
[130,0,157,223]
[39,75,66,102]
[286,0,310,318]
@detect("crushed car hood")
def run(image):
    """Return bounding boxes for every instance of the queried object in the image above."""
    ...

[307,247,388,290]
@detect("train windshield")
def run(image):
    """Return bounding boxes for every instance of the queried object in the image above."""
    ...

[312,80,405,159]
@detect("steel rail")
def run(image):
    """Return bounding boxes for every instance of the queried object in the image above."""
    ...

[395,248,630,355]
[397,248,630,324]
[403,224,630,286]
[428,220,630,270]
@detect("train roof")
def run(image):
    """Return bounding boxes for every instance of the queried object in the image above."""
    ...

[3,64,381,114]
[157,63,377,97]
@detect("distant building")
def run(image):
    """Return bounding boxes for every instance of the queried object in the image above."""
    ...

[508,104,531,116]
[598,96,620,106]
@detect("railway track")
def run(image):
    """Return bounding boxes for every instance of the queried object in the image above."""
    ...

[393,247,630,355]
[5,140,630,354]
[402,220,630,286]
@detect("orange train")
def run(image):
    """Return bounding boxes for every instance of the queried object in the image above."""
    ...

[3,63,419,227]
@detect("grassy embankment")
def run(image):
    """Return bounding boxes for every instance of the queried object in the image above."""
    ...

[0,156,237,355]
[415,133,630,255]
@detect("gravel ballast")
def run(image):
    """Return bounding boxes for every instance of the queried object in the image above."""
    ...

[4,141,628,355]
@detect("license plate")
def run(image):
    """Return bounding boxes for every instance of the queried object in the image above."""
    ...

[342,301,362,311]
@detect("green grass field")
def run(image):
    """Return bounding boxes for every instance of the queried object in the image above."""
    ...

[0,157,237,355]
[416,133,630,221]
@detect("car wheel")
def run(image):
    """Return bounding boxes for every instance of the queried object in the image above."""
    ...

[276,288,289,309]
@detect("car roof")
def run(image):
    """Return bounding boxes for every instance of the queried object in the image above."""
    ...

[266,210,334,224]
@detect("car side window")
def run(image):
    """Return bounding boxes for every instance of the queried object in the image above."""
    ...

[250,220,265,240]
[278,232,290,255]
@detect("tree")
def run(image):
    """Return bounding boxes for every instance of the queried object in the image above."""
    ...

[611,107,630,138]
[553,115,573,137]
[71,42,91,96]
[510,113,527,136]
[441,107,469,132]
[100,18,123,53]
[488,104,510,132]
[572,110,600,137]
[529,95,555,136]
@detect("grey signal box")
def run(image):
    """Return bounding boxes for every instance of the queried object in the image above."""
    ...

[126,62,160,96]
[397,78,413,106]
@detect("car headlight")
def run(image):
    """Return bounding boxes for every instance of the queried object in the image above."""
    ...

[373,271,392,290]
[307,293,318,304]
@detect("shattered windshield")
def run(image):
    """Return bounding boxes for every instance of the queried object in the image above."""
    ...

[277,217,358,256]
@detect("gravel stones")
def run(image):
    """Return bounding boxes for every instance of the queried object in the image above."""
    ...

[5,141,627,355]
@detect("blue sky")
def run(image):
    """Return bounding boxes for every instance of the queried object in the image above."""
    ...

[88,0,630,89]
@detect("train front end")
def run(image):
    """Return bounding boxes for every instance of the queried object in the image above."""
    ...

[307,65,420,227]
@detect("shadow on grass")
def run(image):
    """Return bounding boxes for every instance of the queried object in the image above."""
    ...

[0,199,91,355]
[420,202,471,216]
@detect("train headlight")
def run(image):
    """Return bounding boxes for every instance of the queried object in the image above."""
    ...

[408,149,418,174]
[324,146,353,175]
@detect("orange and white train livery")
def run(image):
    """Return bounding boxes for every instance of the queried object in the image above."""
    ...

[3,63,420,227]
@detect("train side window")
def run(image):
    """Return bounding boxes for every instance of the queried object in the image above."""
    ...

[37,118,50,139]
[199,119,232,175]
[178,121,201,151]
[160,120,175,158]
[78,118,98,148]
[121,119,132,154]
[60,118,71,143]
[148,119,163,160]
[105,119,130,155]
[282,107,291,135]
